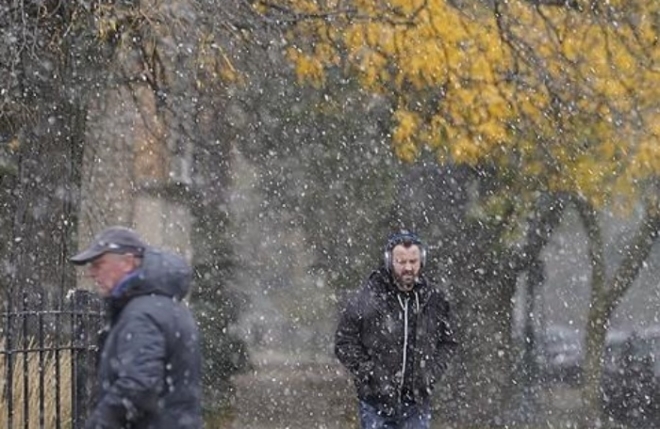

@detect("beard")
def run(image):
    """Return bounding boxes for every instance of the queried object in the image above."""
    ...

[395,272,417,292]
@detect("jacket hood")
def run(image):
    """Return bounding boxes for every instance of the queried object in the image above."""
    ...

[139,247,192,299]
[115,247,192,301]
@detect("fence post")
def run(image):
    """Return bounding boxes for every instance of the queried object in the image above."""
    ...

[71,289,101,429]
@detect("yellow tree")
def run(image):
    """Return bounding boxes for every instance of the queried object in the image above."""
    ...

[259,0,660,425]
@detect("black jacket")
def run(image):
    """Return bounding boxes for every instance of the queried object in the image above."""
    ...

[335,267,456,414]
[86,248,202,429]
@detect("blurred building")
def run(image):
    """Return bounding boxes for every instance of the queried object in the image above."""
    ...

[75,83,193,287]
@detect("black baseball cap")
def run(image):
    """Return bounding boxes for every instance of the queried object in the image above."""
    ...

[70,226,147,265]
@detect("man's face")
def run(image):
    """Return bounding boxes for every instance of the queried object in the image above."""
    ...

[391,244,422,292]
[86,253,137,297]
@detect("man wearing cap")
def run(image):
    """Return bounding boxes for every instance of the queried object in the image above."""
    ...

[71,226,202,429]
[335,230,457,429]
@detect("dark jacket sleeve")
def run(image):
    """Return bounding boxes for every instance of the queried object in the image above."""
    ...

[334,289,374,383]
[429,292,458,382]
[85,310,166,429]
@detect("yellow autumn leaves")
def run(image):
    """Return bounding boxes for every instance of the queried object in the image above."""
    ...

[266,0,660,209]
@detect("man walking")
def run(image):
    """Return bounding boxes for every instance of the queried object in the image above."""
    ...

[335,230,457,429]
[71,226,202,429]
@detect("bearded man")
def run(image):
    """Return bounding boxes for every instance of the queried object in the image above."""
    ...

[335,230,457,429]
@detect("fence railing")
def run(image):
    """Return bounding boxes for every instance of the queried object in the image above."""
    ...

[1,289,102,429]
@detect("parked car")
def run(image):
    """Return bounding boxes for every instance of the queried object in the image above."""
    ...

[537,324,583,385]
[601,329,660,428]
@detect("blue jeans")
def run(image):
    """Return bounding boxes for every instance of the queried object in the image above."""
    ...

[358,400,431,429]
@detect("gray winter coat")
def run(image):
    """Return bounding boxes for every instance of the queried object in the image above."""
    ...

[335,267,457,415]
[86,248,202,429]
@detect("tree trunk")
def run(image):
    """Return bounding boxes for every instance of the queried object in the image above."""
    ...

[394,169,568,427]
[581,301,611,428]
[448,255,519,425]
[5,106,85,309]
[1,1,101,308]
[575,197,660,429]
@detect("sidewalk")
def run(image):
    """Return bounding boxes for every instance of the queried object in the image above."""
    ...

[228,353,357,429]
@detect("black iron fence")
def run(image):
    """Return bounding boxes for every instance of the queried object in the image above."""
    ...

[1,289,102,429]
